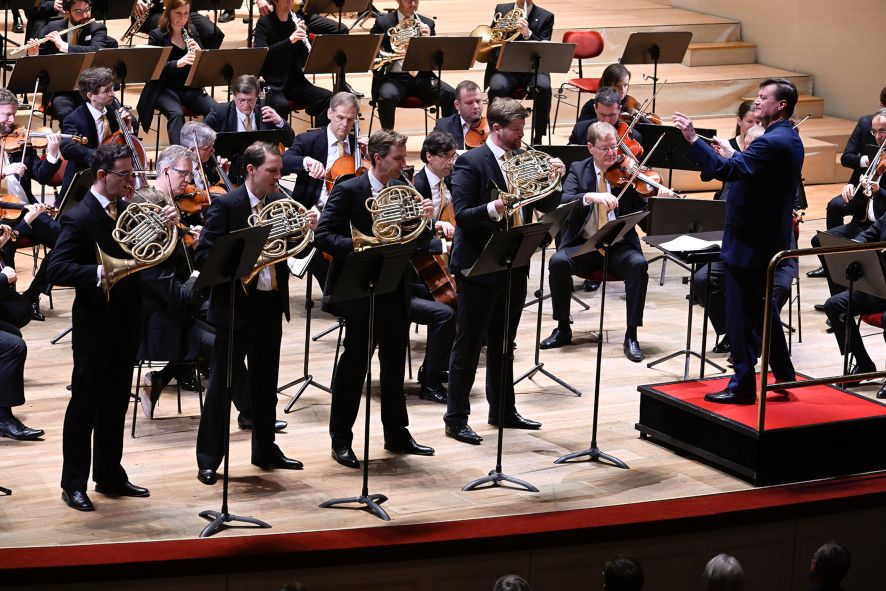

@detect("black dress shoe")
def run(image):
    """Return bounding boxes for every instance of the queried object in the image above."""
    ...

[582,279,600,292]
[62,489,94,511]
[623,337,645,362]
[417,366,449,385]
[813,303,826,312]
[384,434,435,456]
[197,469,218,485]
[95,480,150,497]
[540,327,572,349]
[418,383,447,404]
[28,296,45,321]
[445,423,482,444]
[0,415,44,440]
[237,414,288,432]
[331,445,360,468]
[218,9,235,22]
[703,390,755,404]
[140,371,163,419]
[843,363,875,388]
[877,382,886,399]
[807,266,827,278]
[712,337,731,354]
[13,17,23,34]
[252,454,303,470]
[489,412,541,430]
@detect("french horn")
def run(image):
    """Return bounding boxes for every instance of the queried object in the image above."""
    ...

[351,184,429,251]
[243,197,314,285]
[372,15,422,71]
[470,6,524,63]
[499,148,563,215]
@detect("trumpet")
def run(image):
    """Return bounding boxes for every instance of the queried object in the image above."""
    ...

[11,18,96,56]
[243,195,314,285]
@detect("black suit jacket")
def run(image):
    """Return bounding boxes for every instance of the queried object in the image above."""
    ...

[281,127,357,208]
[370,11,437,80]
[202,101,296,147]
[37,18,117,54]
[433,113,466,150]
[253,12,310,90]
[60,103,125,194]
[841,114,877,185]
[568,117,642,146]
[484,2,554,84]
[194,186,291,328]
[412,167,446,253]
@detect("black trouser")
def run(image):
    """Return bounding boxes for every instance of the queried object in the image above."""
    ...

[825,194,858,230]
[305,13,348,34]
[48,92,84,126]
[548,240,647,331]
[410,295,455,387]
[824,290,886,371]
[488,71,552,145]
[155,87,217,146]
[375,73,455,130]
[811,219,871,296]
[329,292,410,447]
[445,272,527,428]
[0,322,25,408]
[196,290,283,470]
[265,80,333,128]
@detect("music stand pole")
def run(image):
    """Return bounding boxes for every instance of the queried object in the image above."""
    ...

[0,485,10,495]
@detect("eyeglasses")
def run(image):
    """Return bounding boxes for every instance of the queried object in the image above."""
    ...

[105,169,136,178]
[233,96,257,105]
[593,145,618,153]
[170,166,195,178]
[432,152,457,163]
[871,129,886,137]
[71,7,92,16]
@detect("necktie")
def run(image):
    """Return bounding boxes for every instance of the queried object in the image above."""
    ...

[106,200,117,221]
[596,171,609,230]
[70,25,80,47]
[243,114,253,132]
[98,113,110,142]
[335,140,346,157]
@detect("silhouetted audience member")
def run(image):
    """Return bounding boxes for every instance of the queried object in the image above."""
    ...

[704,554,745,591]
[603,554,645,591]
[810,541,851,591]
[493,574,531,591]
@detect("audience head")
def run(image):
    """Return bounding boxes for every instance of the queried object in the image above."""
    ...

[810,541,851,589]
[703,554,745,591]
[492,574,531,591]
[603,554,645,591]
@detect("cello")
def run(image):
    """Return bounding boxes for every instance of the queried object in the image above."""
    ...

[410,177,458,309]
[103,99,149,190]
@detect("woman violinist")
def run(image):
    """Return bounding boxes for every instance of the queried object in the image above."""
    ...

[577,63,659,126]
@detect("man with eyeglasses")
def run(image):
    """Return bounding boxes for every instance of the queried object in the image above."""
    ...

[541,121,672,361]
[48,143,180,511]
[26,1,119,125]
[61,67,136,198]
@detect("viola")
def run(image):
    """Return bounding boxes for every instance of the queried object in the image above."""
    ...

[410,185,458,308]
[464,117,489,149]
[103,100,149,190]
[324,153,370,193]
[615,120,643,159]
[0,194,58,221]
[1,125,86,152]
[620,95,662,126]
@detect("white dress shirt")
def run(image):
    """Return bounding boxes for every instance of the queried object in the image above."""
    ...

[246,184,275,291]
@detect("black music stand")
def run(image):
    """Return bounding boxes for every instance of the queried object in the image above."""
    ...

[195,224,273,538]
[304,33,382,93]
[7,53,91,98]
[90,47,170,108]
[0,485,9,495]
[621,32,692,112]
[90,0,141,21]
[319,241,416,521]
[636,124,715,188]
[190,0,241,27]
[0,0,32,87]
[185,47,269,102]
[818,232,886,379]
[401,36,479,117]
[514,200,581,396]
[462,221,551,493]
[498,41,575,143]
[214,129,289,183]
[303,0,372,34]
[281,249,332,411]
[645,194,725,284]
[554,211,647,468]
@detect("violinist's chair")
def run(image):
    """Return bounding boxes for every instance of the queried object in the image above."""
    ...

[286,98,316,130]
[152,106,198,163]
[130,358,204,438]
[367,95,436,136]
[552,30,605,135]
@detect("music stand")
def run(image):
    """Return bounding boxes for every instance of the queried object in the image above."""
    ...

[89,0,142,21]
[214,130,289,183]
[189,0,241,27]
[89,47,170,108]
[497,42,575,143]
[514,200,582,396]
[319,241,416,521]
[401,36,479,116]
[7,54,92,97]
[462,221,551,493]
[818,232,886,378]
[0,0,33,87]
[620,32,692,111]
[645,195,725,282]
[0,485,9,495]
[636,124,716,188]
[304,33,382,93]
[195,224,273,538]
[554,211,647,468]
[303,0,372,34]
[533,145,589,169]
[185,48,269,102]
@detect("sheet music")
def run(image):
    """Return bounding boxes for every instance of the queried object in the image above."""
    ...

[658,235,721,252]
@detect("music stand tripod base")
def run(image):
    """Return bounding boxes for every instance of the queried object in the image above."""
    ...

[554,446,629,469]
[462,469,539,492]
[319,493,390,521]
[199,509,271,538]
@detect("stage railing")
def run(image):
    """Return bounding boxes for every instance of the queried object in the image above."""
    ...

[758,240,886,431]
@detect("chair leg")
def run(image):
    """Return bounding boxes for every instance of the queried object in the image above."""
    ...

[131,360,144,438]
[196,366,204,413]
[368,102,376,135]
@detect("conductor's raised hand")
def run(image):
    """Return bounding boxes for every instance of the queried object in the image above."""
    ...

[672,112,698,144]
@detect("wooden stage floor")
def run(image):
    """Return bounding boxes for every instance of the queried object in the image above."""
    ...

[2,218,884,553]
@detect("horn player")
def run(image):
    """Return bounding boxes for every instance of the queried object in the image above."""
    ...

[47,143,181,512]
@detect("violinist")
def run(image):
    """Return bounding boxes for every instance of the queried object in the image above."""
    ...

[179,121,232,196]
[577,63,633,122]
[433,80,485,151]
[60,67,136,197]
[540,121,672,361]
[568,87,642,147]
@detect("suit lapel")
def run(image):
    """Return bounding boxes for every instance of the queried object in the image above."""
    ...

[482,144,508,194]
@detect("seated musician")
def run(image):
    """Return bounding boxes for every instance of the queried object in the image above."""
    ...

[26,0,119,124]
[221,0,350,32]
[577,63,634,122]
[179,121,231,194]
[254,0,334,126]
[370,0,456,131]
[22,0,62,42]
[808,87,886,279]
[541,121,674,361]
[0,87,64,319]
[484,0,555,146]
[136,0,220,146]
[410,130,458,404]
[568,87,641,146]
[0,224,44,442]
[433,80,485,151]
[61,67,136,197]
[314,129,435,468]
[132,0,224,49]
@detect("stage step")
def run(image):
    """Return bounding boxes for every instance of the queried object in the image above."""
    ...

[682,41,756,67]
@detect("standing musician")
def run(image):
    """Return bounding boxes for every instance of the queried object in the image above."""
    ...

[410,130,458,404]
[484,0,555,146]
[433,80,485,151]
[568,87,641,146]
[674,77,804,404]
[136,0,220,147]
[314,129,436,469]
[131,0,225,49]
[541,121,673,360]
[370,0,456,131]
[254,0,334,126]
[61,67,136,197]
[445,98,564,445]
[25,0,119,124]
[194,142,313,485]
[47,143,180,511]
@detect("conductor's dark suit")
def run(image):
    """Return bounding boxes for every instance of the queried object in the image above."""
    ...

[445,142,558,427]
[687,118,804,396]
[194,186,291,470]
[47,192,142,492]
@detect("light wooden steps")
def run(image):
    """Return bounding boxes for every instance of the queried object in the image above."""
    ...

[683,41,756,67]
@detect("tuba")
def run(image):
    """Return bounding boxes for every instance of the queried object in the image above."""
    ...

[470,6,524,63]
[242,197,314,285]
[351,184,429,251]
[372,16,422,71]
[96,202,179,300]
[498,148,562,215]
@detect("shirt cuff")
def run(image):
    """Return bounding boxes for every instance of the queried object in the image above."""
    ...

[487,201,502,221]
[275,119,285,128]
[45,152,59,164]
[861,156,870,168]
[60,41,69,53]
[96,265,103,287]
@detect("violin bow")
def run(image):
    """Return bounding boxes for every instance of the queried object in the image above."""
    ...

[614,132,665,202]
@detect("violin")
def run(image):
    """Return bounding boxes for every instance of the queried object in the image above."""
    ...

[103,100,149,190]
[1,125,86,152]
[175,186,214,214]
[605,152,672,196]
[615,120,643,159]
[0,194,58,221]
[620,95,662,126]
[464,117,489,149]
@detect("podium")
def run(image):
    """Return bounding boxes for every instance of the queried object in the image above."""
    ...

[304,33,382,93]
[621,32,692,111]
